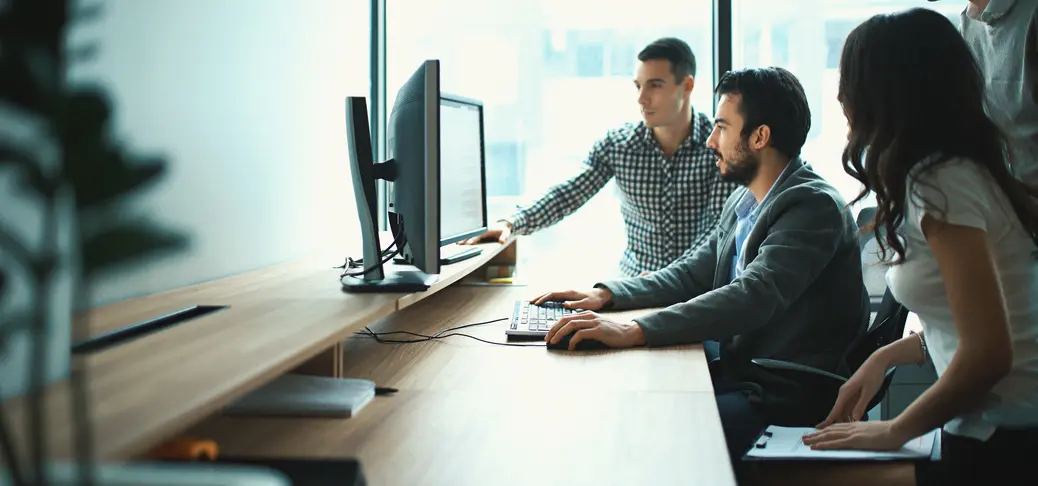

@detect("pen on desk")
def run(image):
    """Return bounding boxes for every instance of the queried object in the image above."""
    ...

[375,386,398,396]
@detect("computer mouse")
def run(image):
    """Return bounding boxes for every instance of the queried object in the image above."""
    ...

[545,333,611,351]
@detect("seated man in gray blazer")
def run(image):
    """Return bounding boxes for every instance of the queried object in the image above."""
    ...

[533,67,869,465]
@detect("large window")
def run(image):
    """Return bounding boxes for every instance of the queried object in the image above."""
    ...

[388,0,715,279]
[733,0,964,298]
[732,0,964,207]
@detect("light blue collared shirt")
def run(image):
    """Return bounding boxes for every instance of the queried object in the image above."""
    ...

[730,160,798,281]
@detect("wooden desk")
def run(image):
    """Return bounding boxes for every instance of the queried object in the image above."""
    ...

[4,238,736,485]
[188,285,735,486]
[3,240,513,462]
[333,285,715,394]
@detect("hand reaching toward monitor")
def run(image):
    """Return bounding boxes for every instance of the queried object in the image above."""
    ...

[460,221,512,245]
[530,288,614,311]
[544,311,647,350]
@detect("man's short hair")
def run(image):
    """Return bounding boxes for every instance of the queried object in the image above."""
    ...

[638,37,697,81]
[714,67,811,159]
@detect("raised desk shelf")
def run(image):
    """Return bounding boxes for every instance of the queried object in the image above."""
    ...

[2,239,515,463]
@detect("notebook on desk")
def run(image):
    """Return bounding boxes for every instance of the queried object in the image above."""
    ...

[744,426,940,461]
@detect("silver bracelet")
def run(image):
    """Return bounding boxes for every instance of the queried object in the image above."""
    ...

[910,331,928,366]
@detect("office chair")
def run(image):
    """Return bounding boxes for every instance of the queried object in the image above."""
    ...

[749,287,911,421]
[856,206,878,253]
[857,205,887,312]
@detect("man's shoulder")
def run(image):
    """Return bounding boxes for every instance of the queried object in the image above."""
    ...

[768,164,854,223]
[597,121,646,149]
[715,186,750,227]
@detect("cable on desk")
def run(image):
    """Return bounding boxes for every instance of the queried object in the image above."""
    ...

[357,317,546,347]
[337,248,396,270]
[335,227,405,277]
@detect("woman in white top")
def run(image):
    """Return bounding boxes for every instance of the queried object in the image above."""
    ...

[757,7,1038,486]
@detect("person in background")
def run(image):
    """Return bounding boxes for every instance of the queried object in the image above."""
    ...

[756,8,1038,486]
[929,0,1038,185]
[533,67,869,470]
[460,37,739,277]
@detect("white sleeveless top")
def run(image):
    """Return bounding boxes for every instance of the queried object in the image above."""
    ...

[886,158,1038,440]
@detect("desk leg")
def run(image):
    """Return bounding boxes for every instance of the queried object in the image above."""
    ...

[290,342,343,378]
[490,238,517,266]
[467,238,518,284]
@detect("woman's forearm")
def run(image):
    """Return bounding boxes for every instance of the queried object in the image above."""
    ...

[890,344,1008,440]
[873,333,926,370]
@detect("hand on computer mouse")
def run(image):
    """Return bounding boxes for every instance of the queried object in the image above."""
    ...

[544,311,647,351]
[530,288,613,311]
[460,221,512,245]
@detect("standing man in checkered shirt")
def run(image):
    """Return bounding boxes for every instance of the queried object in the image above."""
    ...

[460,37,740,277]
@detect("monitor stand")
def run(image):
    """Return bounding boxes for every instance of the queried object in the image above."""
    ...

[341,269,436,293]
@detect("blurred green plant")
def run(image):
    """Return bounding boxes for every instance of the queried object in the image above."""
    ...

[1,0,188,484]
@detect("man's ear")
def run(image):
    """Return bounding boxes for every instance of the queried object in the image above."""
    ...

[751,125,771,150]
[684,75,695,96]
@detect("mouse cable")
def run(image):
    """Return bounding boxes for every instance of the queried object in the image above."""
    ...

[357,317,508,342]
[356,317,545,347]
[365,316,507,338]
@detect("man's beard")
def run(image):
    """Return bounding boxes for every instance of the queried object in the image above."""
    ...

[717,140,760,186]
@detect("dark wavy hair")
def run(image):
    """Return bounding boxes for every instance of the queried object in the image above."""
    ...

[839,7,1038,264]
[715,66,811,160]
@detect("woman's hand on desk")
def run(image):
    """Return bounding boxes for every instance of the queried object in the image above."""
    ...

[816,352,891,427]
[803,352,913,451]
[531,288,613,311]
[801,420,910,452]
[544,311,647,350]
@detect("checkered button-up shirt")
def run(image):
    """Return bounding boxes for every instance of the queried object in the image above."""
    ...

[508,112,740,277]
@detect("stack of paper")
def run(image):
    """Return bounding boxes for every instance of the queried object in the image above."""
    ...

[744,426,940,461]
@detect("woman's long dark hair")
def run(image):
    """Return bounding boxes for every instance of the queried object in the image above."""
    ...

[839,8,1038,264]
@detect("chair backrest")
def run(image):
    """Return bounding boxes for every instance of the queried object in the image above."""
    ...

[855,206,878,252]
[845,287,911,376]
[856,206,889,311]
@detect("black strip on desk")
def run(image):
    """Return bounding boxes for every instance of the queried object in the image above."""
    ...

[71,305,229,354]
[216,457,366,486]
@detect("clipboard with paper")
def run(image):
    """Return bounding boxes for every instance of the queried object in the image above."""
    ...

[743,426,941,461]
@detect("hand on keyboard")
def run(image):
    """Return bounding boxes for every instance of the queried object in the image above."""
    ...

[511,300,581,333]
[530,288,613,311]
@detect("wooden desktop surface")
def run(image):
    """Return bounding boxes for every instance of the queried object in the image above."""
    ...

[188,285,735,486]
[3,238,736,486]
[2,240,512,463]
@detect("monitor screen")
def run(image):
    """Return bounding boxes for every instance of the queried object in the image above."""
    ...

[438,96,487,245]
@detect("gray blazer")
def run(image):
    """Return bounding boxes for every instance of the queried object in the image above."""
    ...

[597,158,869,423]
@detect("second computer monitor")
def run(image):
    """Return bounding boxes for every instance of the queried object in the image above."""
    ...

[438,93,488,246]
[385,59,489,280]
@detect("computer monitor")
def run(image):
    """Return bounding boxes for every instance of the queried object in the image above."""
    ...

[438,93,488,246]
[341,59,488,293]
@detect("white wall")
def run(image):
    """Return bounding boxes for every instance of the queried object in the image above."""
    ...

[64,0,370,306]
